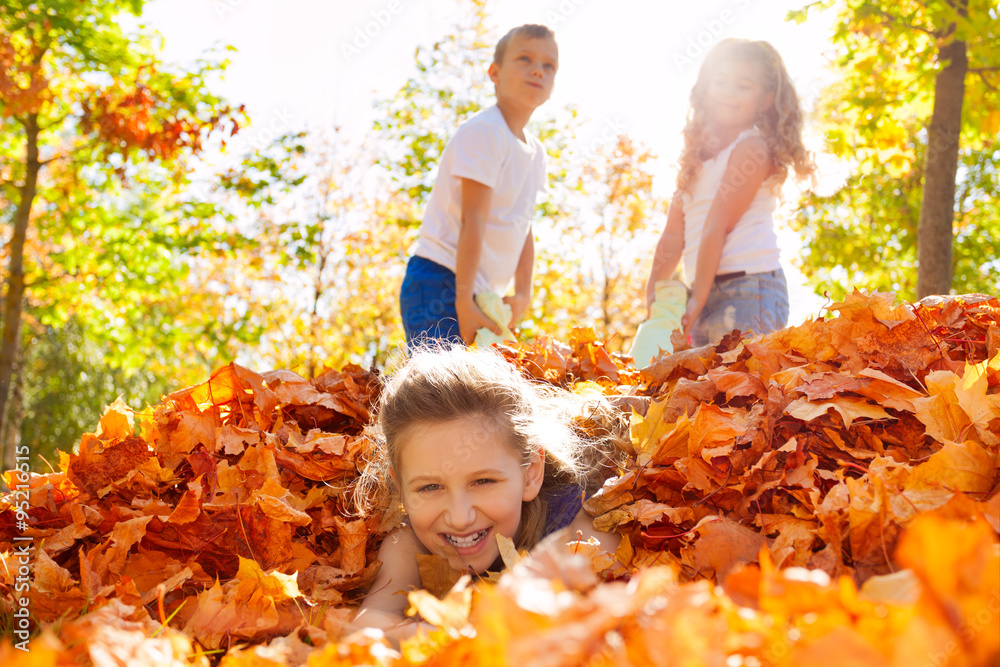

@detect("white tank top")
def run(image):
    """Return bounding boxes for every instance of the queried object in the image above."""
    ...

[680,127,781,283]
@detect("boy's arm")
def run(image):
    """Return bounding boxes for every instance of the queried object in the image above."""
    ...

[456,177,503,344]
[682,136,774,335]
[503,230,534,327]
[645,196,686,318]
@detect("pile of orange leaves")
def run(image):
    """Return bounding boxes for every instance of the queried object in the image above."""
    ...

[1,290,998,666]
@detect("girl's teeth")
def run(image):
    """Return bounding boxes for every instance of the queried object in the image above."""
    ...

[446,529,488,547]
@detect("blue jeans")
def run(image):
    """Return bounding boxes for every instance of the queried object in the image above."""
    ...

[690,268,789,346]
[399,256,463,346]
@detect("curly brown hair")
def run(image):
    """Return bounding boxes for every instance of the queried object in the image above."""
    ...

[676,39,815,197]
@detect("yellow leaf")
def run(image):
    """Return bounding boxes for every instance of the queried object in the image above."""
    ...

[407,575,473,631]
[907,440,996,495]
[497,533,522,570]
[97,396,134,440]
[785,396,893,429]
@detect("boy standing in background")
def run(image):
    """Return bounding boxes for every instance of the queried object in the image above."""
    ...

[399,25,558,345]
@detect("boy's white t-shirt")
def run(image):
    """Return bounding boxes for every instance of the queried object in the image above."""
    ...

[414,105,547,296]
[679,127,781,283]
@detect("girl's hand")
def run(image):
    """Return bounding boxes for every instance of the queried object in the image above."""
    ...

[681,298,704,337]
[643,279,657,321]
[503,293,530,328]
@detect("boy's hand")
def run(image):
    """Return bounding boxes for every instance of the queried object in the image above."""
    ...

[456,296,500,344]
[502,293,530,328]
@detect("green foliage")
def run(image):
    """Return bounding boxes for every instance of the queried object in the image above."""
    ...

[372,0,495,213]
[791,0,1000,299]
[20,318,171,464]
[1,0,248,468]
[213,128,412,377]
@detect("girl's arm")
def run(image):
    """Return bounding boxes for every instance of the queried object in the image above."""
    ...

[564,507,621,555]
[456,177,503,344]
[517,508,622,583]
[682,136,775,334]
[531,508,622,563]
[645,196,686,316]
[349,527,429,643]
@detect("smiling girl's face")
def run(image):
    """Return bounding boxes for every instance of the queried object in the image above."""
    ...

[704,59,774,131]
[396,416,544,573]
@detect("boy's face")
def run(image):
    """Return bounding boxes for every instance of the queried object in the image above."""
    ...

[488,34,558,112]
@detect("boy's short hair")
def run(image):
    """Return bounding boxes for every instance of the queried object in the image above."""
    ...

[493,24,556,66]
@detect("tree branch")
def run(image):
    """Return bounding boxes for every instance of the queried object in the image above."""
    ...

[39,112,71,133]
[971,70,999,92]
[870,7,941,38]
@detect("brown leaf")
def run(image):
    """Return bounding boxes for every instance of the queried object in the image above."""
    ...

[684,516,769,580]
[688,403,746,460]
[67,434,152,496]
[334,516,368,574]
[416,553,465,599]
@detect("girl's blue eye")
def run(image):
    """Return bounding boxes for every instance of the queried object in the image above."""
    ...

[474,478,496,486]
[418,484,441,493]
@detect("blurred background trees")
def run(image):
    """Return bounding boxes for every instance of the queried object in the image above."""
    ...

[0,0,246,473]
[790,0,998,300]
[3,0,996,471]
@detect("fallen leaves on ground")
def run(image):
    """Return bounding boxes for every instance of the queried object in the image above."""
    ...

[1,290,997,666]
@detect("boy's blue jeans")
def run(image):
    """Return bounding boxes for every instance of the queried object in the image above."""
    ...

[399,256,463,346]
[690,268,789,347]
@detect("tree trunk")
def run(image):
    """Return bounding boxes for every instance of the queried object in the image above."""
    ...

[0,114,40,442]
[916,13,967,298]
[1,351,24,485]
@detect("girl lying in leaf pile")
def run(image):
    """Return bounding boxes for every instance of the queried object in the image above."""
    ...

[350,346,626,642]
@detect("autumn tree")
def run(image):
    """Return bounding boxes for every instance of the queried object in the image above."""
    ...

[0,0,244,470]
[213,129,414,376]
[552,135,666,353]
[790,0,999,299]
[374,0,496,215]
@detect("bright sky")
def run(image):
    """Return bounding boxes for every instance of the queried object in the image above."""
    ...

[141,0,841,325]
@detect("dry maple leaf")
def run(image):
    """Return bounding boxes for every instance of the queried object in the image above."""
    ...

[2,291,998,666]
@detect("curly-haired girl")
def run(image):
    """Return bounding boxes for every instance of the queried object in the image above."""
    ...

[645,38,816,346]
[351,346,624,641]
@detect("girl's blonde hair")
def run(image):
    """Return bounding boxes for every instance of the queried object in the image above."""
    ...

[676,38,815,197]
[355,345,624,551]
